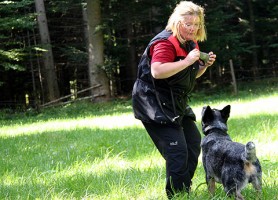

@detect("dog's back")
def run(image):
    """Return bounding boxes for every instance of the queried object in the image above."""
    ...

[201,105,262,200]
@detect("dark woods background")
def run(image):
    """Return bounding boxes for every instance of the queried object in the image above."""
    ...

[0,0,277,109]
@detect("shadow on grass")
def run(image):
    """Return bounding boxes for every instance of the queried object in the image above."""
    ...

[0,99,133,126]
[0,127,153,171]
[0,112,277,199]
[0,127,162,199]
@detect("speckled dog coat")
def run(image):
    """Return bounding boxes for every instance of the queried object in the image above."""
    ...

[201,105,262,200]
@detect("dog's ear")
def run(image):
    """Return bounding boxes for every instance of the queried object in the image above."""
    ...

[202,105,213,123]
[221,105,231,121]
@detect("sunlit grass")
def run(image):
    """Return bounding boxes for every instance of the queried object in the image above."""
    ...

[193,95,278,118]
[0,114,141,137]
[0,87,277,199]
[1,96,277,137]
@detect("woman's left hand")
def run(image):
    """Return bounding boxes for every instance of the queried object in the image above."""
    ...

[205,52,216,67]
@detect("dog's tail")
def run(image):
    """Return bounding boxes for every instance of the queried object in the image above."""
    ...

[244,141,257,162]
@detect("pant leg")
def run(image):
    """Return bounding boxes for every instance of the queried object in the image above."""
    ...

[181,117,201,180]
[142,122,191,198]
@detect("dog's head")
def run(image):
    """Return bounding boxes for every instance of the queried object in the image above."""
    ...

[201,105,231,135]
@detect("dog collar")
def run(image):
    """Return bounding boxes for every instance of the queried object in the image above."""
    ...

[204,125,228,135]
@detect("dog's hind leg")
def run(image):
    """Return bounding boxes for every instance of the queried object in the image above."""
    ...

[235,191,245,200]
[251,175,262,200]
[226,183,246,200]
[252,179,262,193]
[207,177,216,195]
[224,188,244,200]
[251,174,262,192]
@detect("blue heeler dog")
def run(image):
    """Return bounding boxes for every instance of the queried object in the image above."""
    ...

[201,105,262,200]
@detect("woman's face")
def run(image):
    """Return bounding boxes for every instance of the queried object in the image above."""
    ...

[179,15,200,41]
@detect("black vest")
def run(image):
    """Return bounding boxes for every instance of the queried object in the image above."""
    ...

[132,30,199,126]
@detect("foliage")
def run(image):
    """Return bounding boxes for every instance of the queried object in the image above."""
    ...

[200,1,244,58]
[0,0,277,107]
[101,0,176,92]
[254,0,278,64]
[0,0,35,71]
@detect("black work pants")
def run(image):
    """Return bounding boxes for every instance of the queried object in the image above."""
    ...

[142,117,201,198]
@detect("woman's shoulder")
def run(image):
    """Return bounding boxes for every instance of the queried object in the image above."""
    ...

[149,40,175,57]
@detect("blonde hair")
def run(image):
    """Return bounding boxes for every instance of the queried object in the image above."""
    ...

[166,1,207,43]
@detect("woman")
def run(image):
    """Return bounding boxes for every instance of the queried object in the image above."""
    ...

[132,1,216,198]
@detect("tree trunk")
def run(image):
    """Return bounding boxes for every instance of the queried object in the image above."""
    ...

[126,15,137,91]
[86,0,110,102]
[35,0,60,102]
[247,0,259,78]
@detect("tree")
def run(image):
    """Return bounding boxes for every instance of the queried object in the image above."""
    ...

[243,0,278,78]
[0,0,36,107]
[246,0,259,78]
[101,0,174,93]
[86,0,110,102]
[196,0,250,86]
[0,0,277,108]
[35,0,60,102]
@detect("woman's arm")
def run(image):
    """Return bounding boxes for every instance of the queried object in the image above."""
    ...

[151,49,200,79]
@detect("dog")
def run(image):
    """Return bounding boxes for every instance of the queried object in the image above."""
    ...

[201,105,262,200]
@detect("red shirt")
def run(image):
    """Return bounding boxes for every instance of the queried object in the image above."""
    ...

[149,40,176,64]
[149,36,199,64]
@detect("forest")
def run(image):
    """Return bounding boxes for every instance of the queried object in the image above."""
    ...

[0,0,277,109]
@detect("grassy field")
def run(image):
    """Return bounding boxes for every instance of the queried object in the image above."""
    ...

[0,81,277,199]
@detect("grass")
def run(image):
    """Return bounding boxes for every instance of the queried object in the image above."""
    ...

[0,80,277,199]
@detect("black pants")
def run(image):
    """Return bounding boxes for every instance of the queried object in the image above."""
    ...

[142,117,201,198]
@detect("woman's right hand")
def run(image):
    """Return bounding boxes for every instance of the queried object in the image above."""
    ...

[184,49,200,65]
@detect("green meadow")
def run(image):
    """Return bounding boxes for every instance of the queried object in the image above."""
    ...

[0,81,277,199]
